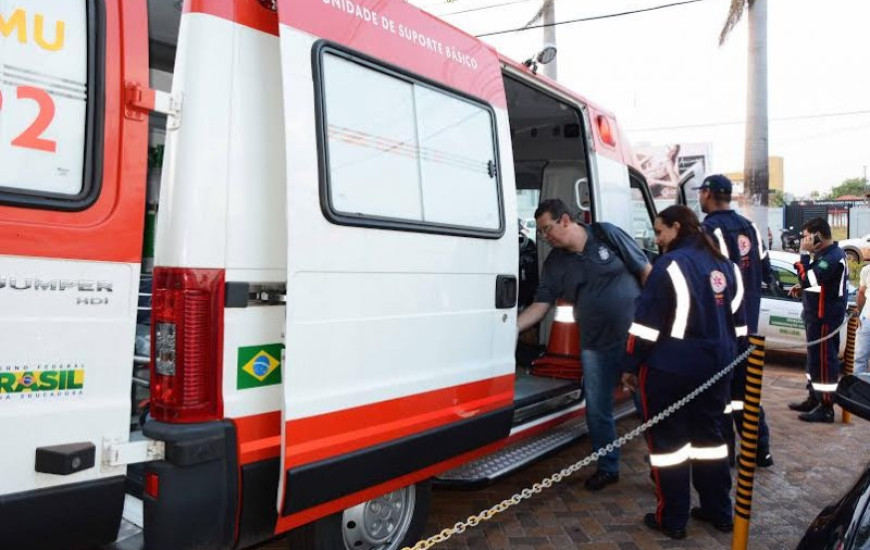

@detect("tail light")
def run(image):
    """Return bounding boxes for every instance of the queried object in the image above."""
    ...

[596,115,616,147]
[150,268,225,423]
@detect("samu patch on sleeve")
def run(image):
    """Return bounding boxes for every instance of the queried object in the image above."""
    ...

[818,259,829,270]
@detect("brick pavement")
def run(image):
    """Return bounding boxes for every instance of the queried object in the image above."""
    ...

[420,362,870,550]
[258,360,870,550]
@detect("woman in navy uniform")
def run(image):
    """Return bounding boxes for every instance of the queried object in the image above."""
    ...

[622,205,747,539]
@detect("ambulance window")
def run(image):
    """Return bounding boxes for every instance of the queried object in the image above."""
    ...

[317,48,503,237]
[0,1,101,210]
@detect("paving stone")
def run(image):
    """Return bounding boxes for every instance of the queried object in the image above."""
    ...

[417,362,870,549]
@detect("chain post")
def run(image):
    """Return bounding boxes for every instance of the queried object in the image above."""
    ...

[732,335,765,550]
[843,305,859,424]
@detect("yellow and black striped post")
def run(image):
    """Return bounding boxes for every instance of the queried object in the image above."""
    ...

[732,335,766,550]
[842,305,859,424]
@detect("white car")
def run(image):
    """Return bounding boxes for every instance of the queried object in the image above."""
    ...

[758,250,855,355]
[838,234,870,263]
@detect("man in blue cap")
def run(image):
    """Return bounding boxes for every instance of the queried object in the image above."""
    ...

[698,174,774,467]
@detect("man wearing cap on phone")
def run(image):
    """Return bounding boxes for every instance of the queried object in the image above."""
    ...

[698,174,774,467]
[787,217,848,423]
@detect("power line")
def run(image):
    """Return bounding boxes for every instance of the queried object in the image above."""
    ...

[475,0,711,38]
[628,109,870,132]
[435,0,539,17]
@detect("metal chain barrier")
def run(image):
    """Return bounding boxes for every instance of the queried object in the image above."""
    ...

[763,311,855,351]
[402,345,757,550]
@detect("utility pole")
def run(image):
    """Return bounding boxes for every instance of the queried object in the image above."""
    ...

[541,0,557,80]
[744,0,769,244]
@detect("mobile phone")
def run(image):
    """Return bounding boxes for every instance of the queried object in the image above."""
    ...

[812,233,822,246]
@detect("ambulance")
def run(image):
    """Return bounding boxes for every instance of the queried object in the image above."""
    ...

[0,1,665,549]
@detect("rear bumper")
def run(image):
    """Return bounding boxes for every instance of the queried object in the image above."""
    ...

[0,475,125,550]
[142,419,239,550]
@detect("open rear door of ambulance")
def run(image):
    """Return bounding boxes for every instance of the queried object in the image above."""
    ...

[0,1,150,550]
[274,0,518,544]
[677,161,705,214]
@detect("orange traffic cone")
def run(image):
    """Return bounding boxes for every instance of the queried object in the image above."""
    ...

[531,300,582,380]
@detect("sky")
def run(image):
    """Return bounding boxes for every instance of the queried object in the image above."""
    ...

[408,0,870,198]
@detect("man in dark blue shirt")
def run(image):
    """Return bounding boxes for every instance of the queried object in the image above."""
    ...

[788,217,849,423]
[699,174,774,467]
[518,199,651,491]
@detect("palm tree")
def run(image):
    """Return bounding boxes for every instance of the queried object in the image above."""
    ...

[721,0,769,240]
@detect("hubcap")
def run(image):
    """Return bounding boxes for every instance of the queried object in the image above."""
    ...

[342,485,416,550]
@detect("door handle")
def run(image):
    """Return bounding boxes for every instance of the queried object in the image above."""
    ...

[495,275,517,309]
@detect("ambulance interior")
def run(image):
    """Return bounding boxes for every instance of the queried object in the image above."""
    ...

[504,75,592,423]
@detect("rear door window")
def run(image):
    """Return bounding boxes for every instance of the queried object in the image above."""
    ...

[0,0,100,209]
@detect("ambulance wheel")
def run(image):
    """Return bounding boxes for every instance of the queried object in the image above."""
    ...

[286,480,432,550]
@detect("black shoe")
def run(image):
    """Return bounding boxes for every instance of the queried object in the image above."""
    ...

[584,470,619,492]
[799,404,835,423]
[756,450,774,468]
[690,507,733,533]
[643,512,686,539]
[788,397,818,412]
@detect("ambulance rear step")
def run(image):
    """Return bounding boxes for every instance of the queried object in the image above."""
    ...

[435,400,636,488]
[107,495,145,550]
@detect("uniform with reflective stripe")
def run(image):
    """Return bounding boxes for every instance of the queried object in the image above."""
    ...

[639,364,733,532]
[702,209,773,461]
[625,239,746,379]
[649,443,729,467]
[702,210,772,334]
[627,238,743,531]
[796,243,848,406]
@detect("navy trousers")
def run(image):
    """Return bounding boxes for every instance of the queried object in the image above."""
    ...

[640,366,732,531]
[806,318,842,406]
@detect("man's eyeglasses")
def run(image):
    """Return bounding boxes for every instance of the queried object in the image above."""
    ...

[537,222,558,238]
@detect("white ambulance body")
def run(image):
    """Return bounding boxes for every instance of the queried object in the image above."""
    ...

[0,1,661,549]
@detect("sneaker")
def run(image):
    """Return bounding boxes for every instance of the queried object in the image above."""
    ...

[799,404,835,423]
[788,397,818,412]
[643,512,686,539]
[756,450,774,468]
[690,507,733,533]
[584,470,619,492]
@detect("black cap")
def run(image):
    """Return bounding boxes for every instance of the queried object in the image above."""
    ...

[693,174,733,195]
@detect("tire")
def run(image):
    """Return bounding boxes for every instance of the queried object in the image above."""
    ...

[846,249,860,264]
[285,480,432,550]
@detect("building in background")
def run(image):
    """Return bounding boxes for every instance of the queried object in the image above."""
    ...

[634,142,712,210]
[724,156,783,203]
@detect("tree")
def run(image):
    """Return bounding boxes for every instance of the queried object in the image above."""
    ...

[720,0,769,244]
[769,189,784,207]
[825,177,869,200]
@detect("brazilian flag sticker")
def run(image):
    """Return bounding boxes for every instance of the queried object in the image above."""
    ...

[237,344,283,390]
